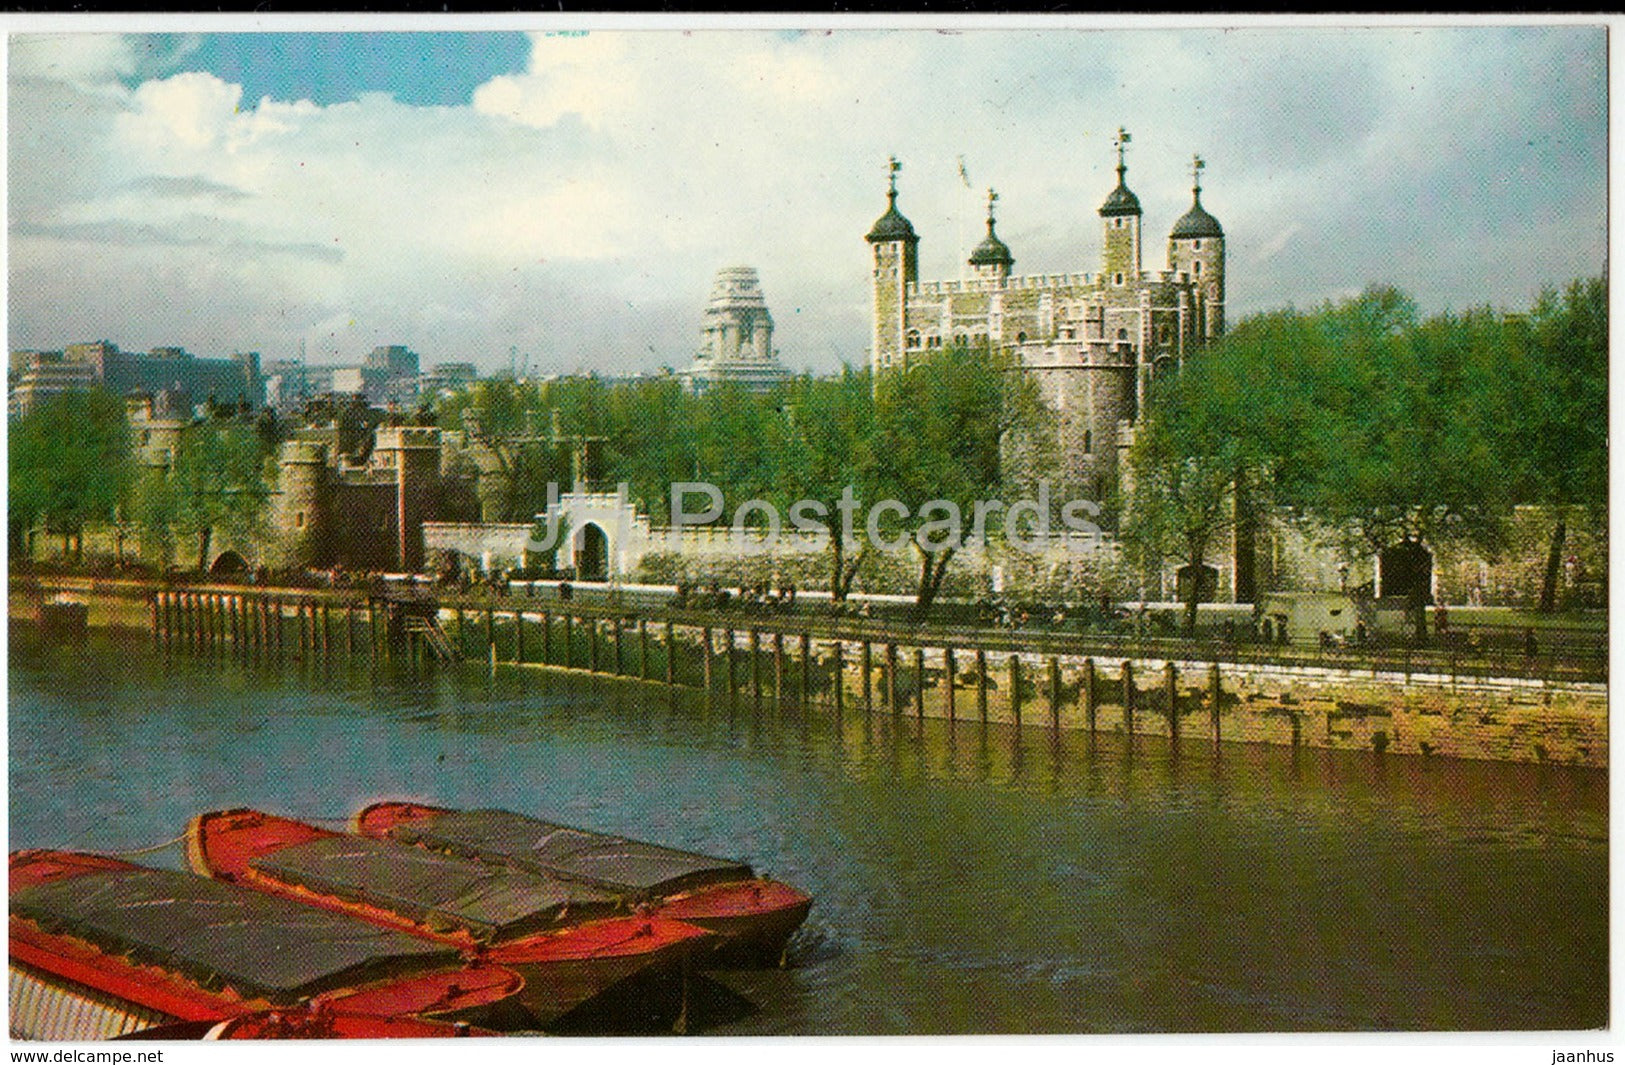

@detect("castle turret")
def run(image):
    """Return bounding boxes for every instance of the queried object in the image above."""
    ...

[1098,127,1142,288]
[867,156,919,373]
[1168,154,1226,341]
[274,440,330,569]
[374,426,441,573]
[968,188,1013,284]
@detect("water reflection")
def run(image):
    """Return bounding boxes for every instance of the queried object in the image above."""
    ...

[8,625,1608,1033]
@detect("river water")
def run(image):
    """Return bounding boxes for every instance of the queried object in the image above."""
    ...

[7,625,1607,1033]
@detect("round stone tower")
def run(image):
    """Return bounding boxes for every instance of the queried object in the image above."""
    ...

[1098,127,1143,289]
[867,155,919,373]
[1168,154,1226,341]
[274,440,329,569]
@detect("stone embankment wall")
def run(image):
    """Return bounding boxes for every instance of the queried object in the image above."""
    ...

[714,633,1608,769]
[13,579,1604,768]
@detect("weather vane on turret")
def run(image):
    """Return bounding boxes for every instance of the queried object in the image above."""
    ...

[986,187,998,224]
[887,156,901,200]
[1114,127,1132,179]
[1192,154,1205,194]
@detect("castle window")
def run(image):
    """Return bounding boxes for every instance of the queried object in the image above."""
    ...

[1114,273,1124,286]
[1016,332,1027,343]
[906,330,921,350]
[1117,328,1129,341]
[1193,240,1202,250]
[1114,218,1123,229]
[1194,261,1202,275]
[295,511,306,529]
[1084,429,1093,455]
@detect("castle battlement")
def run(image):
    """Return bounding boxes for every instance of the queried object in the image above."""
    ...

[908,272,1099,297]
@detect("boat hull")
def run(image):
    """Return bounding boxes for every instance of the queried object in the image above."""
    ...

[187,809,714,1032]
[356,801,812,966]
[9,851,516,1039]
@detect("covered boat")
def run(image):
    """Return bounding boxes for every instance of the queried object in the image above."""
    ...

[186,809,715,1031]
[355,801,812,966]
[10,850,521,1040]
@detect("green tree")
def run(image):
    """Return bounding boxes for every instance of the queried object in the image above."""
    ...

[866,342,1049,612]
[162,422,274,571]
[1500,278,1607,611]
[1122,343,1259,634]
[774,367,877,603]
[8,389,133,559]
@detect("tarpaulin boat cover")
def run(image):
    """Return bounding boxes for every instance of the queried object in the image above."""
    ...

[11,867,452,1004]
[386,809,754,900]
[249,835,620,941]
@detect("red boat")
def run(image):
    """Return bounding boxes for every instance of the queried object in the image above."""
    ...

[355,801,812,966]
[10,850,519,1040]
[186,808,715,1031]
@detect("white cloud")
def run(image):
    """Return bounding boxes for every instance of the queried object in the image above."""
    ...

[7,26,1608,376]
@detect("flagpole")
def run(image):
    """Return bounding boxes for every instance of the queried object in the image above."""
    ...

[957,156,972,281]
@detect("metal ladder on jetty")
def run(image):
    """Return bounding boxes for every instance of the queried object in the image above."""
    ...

[403,615,461,662]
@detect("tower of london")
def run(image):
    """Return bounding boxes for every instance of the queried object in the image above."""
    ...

[867,129,1226,502]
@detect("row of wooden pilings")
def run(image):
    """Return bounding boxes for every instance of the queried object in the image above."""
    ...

[150,589,402,662]
[149,589,1232,743]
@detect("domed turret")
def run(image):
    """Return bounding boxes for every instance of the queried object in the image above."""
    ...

[1167,155,1226,343]
[868,156,919,374]
[867,158,917,243]
[1100,127,1142,283]
[1171,188,1224,240]
[969,188,1013,281]
[1097,127,1142,219]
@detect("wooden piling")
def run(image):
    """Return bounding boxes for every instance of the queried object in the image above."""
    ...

[1210,662,1223,746]
[541,612,552,665]
[724,629,735,698]
[485,609,495,660]
[639,621,650,681]
[944,647,956,720]
[750,630,761,704]
[914,648,926,720]
[1166,661,1179,741]
[563,614,574,669]
[515,611,525,664]
[861,642,873,711]
[702,627,714,691]
[976,649,989,722]
[832,641,844,713]
[1122,660,1135,735]
[885,643,899,713]
[773,633,785,700]
[346,604,356,656]
[589,617,600,673]
[1084,658,1097,734]
[664,621,675,685]
[800,634,811,705]
[1009,656,1022,726]
[613,618,624,676]
[1049,656,1062,731]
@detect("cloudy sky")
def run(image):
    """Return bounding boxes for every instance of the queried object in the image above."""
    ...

[8,21,1608,377]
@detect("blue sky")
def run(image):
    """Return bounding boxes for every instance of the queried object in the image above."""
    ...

[167,33,532,107]
[7,23,1609,376]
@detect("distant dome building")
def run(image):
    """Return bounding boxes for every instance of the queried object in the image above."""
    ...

[680,266,793,394]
